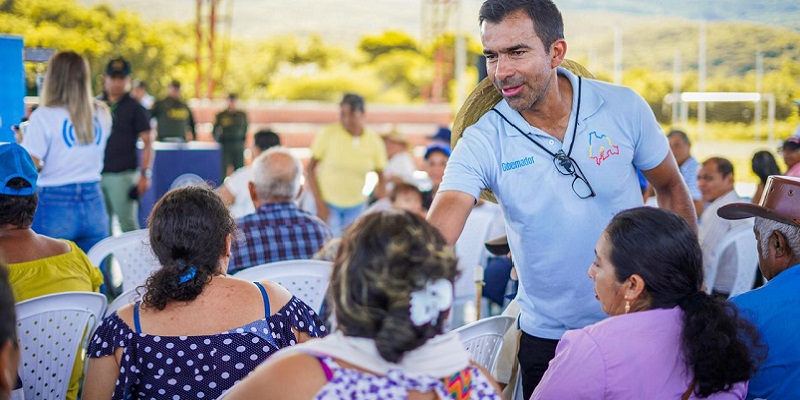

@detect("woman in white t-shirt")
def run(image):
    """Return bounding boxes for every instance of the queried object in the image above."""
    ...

[22,51,112,253]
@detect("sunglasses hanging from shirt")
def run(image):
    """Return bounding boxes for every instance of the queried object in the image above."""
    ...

[491,76,596,199]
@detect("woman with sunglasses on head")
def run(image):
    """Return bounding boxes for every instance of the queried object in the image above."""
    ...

[83,185,326,400]
[224,210,503,400]
[533,207,762,399]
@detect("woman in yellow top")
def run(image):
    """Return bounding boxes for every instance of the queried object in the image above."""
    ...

[0,142,103,400]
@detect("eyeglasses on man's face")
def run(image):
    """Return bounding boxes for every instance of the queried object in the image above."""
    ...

[552,150,596,199]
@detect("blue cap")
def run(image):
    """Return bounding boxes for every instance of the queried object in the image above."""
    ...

[0,142,38,196]
[424,143,451,159]
[428,127,452,143]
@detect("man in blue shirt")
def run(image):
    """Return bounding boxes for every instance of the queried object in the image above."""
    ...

[228,148,331,274]
[721,175,800,400]
[668,129,704,216]
[426,1,695,397]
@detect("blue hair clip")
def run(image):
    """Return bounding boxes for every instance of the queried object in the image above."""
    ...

[178,266,197,284]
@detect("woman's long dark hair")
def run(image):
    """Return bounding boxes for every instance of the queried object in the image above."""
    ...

[142,185,235,310]
[751,150,781,184]
[605,207,763,397]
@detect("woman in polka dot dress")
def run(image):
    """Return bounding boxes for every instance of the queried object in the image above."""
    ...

[82,186,326,400]
[224,211,503,400]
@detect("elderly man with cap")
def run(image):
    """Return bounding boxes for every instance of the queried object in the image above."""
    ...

[99,57,153,233]
[213,93,249,178]
[720,175,800,399]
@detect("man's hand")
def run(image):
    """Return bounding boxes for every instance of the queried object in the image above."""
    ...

[316,202,331,222]
[137,175,151,196]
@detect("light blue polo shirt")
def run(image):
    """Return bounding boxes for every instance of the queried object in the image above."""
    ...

[731,264,800,400]
[440,67,670,339]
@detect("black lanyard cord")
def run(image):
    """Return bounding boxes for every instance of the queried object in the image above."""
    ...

[490,76,582,159]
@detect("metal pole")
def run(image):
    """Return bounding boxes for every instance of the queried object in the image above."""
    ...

[768,94,776,144]
[698,21,706,141]
[207,0,217,99]
[672,50,681,126]
[454,0,466,108]
[755,52,763,141]
[195,0,203,99]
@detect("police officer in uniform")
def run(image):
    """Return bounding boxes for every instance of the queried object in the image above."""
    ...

[213,94,249,177]
[151,80,196,142]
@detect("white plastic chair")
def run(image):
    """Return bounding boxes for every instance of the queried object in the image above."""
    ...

[453,315,515,375]
[105,287,144,317]
[15,292,107,400]
[706,222,758,298]
[87,228,161,293]
[232,259,332,312]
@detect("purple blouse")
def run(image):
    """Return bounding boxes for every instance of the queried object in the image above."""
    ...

[533,307,747,400]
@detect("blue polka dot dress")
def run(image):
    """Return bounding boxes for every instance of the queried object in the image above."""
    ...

[88,292,325,400]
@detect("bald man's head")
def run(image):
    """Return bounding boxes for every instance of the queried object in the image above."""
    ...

[251,148,302,203]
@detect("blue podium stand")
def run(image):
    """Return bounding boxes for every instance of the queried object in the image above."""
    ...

[138,141,222,226]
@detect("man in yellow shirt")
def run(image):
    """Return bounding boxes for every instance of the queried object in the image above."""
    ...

[307,93,387,236]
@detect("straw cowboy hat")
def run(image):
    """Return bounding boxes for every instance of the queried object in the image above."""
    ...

[451,59,594,203]
[381,127,413,152]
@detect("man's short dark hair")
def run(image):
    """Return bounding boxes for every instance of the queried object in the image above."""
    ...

[169,80,181,89]
[667,129,691,145]
[478,0,564,50]
[340,93,365,113]
[254,130,281,151]
[704,157,734,178]
[0,178,37,227]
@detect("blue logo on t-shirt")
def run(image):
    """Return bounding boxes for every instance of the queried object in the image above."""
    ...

[501,156,535,172]
[61,117,103,148]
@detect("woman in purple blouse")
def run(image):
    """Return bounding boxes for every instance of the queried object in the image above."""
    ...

[534,207,763,399]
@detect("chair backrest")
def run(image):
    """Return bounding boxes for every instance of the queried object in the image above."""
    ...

[453,315,515,374]
[232,260,333,312]
[87,228,160,292]
[105,287,143,317]
[15,292,107,400]
[706,222,758,298]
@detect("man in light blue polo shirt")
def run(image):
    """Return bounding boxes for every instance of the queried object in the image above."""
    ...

[427,1,696,398]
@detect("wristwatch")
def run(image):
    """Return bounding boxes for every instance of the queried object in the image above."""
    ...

[142,168,153,179]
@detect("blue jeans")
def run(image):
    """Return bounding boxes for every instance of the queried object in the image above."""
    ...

[326,202,365,237]
[33,182,110,254]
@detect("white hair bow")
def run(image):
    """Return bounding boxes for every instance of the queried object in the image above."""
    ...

[409,279,453,326]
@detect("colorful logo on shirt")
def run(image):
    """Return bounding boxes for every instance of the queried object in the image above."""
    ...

[61,117,103,148]
[501,156,534,172]
[588,131,619,166]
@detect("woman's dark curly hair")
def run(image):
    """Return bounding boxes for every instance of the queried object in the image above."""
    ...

[330,210,458,363]
[142,185,235,310]
[605,207,764,397]
[0,178,37,227]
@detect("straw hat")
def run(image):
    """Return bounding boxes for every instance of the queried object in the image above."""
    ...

[451,59,594,203]
[382,128,412,151]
